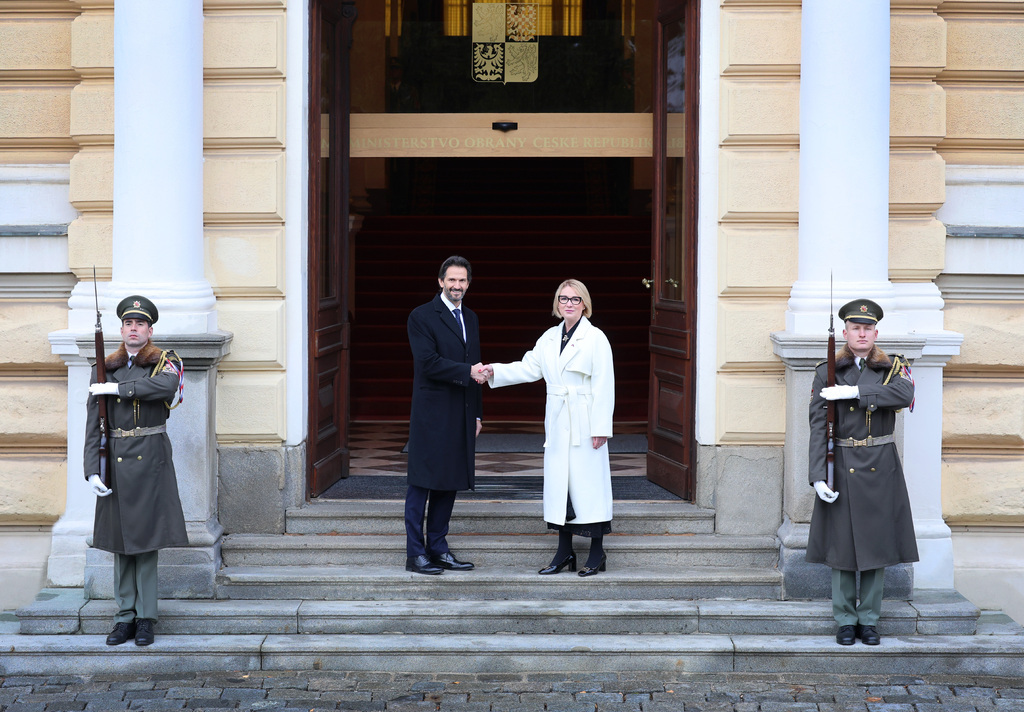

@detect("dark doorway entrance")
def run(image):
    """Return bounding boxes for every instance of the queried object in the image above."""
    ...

[309,0,698,502]
[349,156,652,424]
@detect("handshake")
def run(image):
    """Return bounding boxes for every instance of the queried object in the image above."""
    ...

[471,363,494,384]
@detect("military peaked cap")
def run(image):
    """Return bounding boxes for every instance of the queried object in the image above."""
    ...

[116,295,159,324]
[839,298,883,325]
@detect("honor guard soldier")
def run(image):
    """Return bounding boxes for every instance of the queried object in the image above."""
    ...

[85,295,187,646]
[806,298,919,646]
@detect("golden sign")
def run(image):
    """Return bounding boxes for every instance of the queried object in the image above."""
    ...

[473,3,538,84]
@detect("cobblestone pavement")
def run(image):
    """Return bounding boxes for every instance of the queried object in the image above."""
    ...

[2,671,1024,712]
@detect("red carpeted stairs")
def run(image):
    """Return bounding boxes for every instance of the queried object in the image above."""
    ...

[351,214,651,422]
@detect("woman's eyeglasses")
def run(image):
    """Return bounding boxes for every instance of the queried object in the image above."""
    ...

[558,296,583,305]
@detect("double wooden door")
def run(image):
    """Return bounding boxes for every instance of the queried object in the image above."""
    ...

[308,0,698,500]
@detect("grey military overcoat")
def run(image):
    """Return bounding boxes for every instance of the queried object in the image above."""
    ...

[84,343,188,555]
[805,346,919,572]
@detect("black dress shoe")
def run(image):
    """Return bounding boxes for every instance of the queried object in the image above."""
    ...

[430,551,475,570]
[105,620,136,646]
[538,552,576,575]
[406,554,443,575]
[134,618,155,646]
[836,624,856,645]
[856,624,880,645]
[578,554,607,577]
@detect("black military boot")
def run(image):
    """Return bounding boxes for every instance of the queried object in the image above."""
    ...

[105,620,136,646]
[134,618,155,646]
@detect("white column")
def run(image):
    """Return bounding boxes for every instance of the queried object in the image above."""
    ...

[47,0,220,589]
[110,0,214,333]
[775,1,962,593]
[786,0,896,334]
[900,344,959,589]
[45,340,94,587]
[773,2,920,598]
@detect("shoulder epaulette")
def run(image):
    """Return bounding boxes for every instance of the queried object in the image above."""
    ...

[883,354,906,385]
[153,349,185,410]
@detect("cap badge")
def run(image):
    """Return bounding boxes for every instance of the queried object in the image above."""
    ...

[133,300,141,308]
[860,305,868,313]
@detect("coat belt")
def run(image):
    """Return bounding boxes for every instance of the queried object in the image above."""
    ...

[547,385,591,447]
[835,434,894,447]
[109,425,167,438]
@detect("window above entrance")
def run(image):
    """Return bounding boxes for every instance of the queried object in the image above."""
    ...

[356,0,652,114]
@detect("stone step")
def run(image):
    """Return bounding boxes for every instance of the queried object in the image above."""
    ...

[214,565,785,601]
[2,631,1023,677]
[286,500,714,535]
[221,533,780,569]
[16,590,981,637]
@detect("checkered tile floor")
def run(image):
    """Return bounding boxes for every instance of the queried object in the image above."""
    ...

[350,422,647,477]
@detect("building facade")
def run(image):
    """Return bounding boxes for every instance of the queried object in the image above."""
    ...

[0,0,1021,621]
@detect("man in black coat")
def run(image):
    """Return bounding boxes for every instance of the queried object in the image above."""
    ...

[85,295,188,647]
[807,298,918,646]
[404,256,487,575]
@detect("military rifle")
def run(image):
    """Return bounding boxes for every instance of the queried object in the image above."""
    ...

[93,268,110,489]
[825,275,836,493]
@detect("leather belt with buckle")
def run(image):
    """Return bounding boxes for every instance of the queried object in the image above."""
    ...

[836,434,894,447]
[109,425,167,438]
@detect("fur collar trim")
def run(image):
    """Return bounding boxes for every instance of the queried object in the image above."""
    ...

[106,343,163,370]
[836,344,891,371]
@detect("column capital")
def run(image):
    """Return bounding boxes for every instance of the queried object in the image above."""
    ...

[75,331,232,368]
[771,331,927,368]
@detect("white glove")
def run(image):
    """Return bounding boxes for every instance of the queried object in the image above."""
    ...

[820,385,859,401]
[813,480,838,503]
[89,382,119,396]
[88,474,112,497]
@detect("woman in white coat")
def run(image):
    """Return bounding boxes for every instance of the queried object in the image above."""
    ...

[483,279,615,576]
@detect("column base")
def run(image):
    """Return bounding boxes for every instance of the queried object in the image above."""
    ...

[218,443,306,535]
[778,518,914,600]
[0,525,53,610]
[46,519,93,588]
[84,517,223,600]
[913,518,955,590]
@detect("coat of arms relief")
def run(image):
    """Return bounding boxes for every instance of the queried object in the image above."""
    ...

[472,3,539,84]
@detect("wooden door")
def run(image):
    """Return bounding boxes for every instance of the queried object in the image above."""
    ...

[307,0,356,498]
[646,0,698,500]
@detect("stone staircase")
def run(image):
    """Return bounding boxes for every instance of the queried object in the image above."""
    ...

[5,500,1024,676]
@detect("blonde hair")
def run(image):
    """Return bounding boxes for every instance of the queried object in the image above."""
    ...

[551,279,593,319]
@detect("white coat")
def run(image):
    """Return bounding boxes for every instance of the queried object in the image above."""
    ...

[489,316,615,526]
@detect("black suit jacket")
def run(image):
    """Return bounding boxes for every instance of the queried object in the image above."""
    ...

[406,294,482,491]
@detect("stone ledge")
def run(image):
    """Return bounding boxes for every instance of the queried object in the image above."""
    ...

[4,632,1023,677]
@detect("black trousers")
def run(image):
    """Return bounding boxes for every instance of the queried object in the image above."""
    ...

[404,485,457,558]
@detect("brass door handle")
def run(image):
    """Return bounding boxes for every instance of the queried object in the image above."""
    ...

[665,278,679,288]
[642,278,653,289]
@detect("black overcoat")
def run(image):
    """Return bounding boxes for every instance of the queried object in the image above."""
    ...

[84,343,188,555]
[406,294,482,491]
[806,345,919,572]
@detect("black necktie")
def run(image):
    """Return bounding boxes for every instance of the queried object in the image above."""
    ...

[453,308,464,340]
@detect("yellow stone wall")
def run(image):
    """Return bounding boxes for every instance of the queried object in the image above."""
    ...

[889,2,947,287]
[717,0,1023,535]
[937,1,1024,527]
[4,1,1023,533]
[203,0,289,444]
[0,1,78,525]
[0,0,293,528]
[60,1,292,447]
[716,0,799,445]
